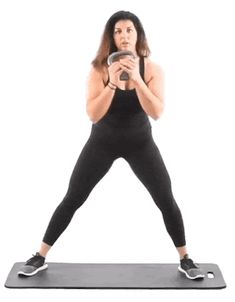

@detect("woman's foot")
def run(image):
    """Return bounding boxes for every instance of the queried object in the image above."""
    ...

[17,252,48,277]
[178,254,205,280]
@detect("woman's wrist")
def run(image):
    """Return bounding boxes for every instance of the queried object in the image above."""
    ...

[107,81,117,90]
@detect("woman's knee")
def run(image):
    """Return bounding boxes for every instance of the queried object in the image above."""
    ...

[153,193,179,212]
[59,191,87,213]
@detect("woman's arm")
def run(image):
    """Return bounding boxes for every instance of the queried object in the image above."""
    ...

[135,61,165,120]
[120,58,165,120]
[86,67,114,123]
[86,64,122,123]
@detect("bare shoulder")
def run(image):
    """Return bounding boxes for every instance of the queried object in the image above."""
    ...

[144,58,164,83]
[87,65,107,85]
[86,65,107,100]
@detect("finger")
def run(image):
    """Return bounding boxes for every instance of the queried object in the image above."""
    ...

[120,61,135,70]
[109,62,120,70]
[109,63,122,73]
[119,66,131,74]
[120,58,136,65]
[119,58,134,65]
[117,69,125,76]
[123,58,136,62]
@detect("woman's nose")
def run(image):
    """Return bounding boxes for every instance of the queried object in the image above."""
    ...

[121,31,128,39]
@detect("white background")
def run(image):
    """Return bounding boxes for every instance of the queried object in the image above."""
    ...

[1,0,234,301]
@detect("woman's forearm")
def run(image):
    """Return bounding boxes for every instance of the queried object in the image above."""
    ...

[135,78,164,120]
[86,85,116,123]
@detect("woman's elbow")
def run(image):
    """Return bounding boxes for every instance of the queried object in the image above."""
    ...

[86,104,96,123]
[87,113,97,124]
[86,106,102,124]
[152,102,164,120]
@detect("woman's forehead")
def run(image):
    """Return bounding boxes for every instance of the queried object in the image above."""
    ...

[114,20,135,28]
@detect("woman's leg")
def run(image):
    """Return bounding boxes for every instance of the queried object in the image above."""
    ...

[39,242,51,258]
[177,246,188,259]
[40,137,116,254]
[124,137,186,257]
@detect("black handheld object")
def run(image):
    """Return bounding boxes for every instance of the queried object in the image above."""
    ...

[107,50,135,81]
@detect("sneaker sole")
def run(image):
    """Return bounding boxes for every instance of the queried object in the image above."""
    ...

[18,264,48,277]
[178,266,205,280]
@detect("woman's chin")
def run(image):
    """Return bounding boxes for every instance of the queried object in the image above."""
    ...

[119,46,132,52]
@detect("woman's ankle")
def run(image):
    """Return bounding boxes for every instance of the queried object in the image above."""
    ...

[176,245,188,260]
[39,242,51,258]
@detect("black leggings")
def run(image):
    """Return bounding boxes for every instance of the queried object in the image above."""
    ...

[43,123,186,247]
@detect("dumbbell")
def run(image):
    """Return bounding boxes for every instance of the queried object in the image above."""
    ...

[107,50,135,81]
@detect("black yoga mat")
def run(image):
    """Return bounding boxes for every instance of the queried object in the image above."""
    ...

[5,262,226,289]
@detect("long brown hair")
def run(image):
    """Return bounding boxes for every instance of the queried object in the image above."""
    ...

[92,11,151,70]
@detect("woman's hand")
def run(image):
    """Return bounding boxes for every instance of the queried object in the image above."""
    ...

[119,57,142,83]
[107,62,123,86]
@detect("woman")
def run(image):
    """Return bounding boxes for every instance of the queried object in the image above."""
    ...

[18,11,204,280]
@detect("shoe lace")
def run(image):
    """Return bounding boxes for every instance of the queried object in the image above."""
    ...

[183,258,199,269]
[26,253,42,265]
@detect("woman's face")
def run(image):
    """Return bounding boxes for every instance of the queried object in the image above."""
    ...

[113,20,138,54]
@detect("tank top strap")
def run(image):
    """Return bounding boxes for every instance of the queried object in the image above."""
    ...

[139,56,145,82]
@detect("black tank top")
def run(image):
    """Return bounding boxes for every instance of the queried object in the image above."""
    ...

[95,56,150,129]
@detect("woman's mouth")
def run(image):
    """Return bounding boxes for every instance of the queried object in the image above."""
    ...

[121,42,129,48]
